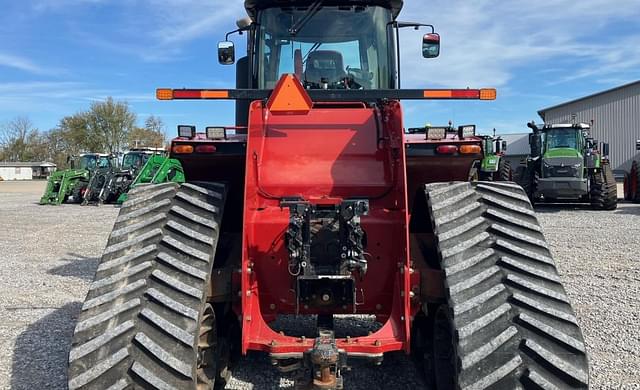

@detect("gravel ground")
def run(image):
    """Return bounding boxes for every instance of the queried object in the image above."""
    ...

[0,180,639,389]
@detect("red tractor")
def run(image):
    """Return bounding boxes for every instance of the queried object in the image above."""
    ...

[623,140,640,202]
[69,1,588,389]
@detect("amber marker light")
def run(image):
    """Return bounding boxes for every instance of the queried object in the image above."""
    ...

[156,89,173,100]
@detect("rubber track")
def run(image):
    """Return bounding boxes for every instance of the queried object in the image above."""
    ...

[425,181,588,389]
[68,181,226,389]
[590,165,617,210]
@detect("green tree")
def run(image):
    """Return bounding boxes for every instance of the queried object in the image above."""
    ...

[86,97,137,153]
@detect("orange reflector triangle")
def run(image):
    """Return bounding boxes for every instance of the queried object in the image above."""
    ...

[267,74,313,115]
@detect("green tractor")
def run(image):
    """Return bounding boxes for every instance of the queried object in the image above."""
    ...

[40,153,112,205]
[479,132,511,181]
[82,148,168,205]
[516,121,617,209]
[115,152,185,204]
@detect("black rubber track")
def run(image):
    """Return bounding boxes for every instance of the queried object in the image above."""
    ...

[425,181,589,390]
[68,181,227,389]
[590,165,617,210]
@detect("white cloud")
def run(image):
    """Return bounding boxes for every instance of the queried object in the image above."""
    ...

[398,0,640,88]
[0,53,48,74]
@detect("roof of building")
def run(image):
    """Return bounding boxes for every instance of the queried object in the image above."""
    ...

[0,162,56,168]
[500,133,530,156]
[538,80,640,117]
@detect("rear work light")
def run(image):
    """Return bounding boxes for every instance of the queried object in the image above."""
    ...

[436,145,458,154]
[426,127,447,140]
[195,144,217,153]
[178,125,196,138]
[459,145,482,154]
[206,127,226,140]
[458,125,476,139]
[172,145,194,154]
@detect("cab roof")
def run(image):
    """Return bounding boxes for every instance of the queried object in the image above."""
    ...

[544,123,590,130]
[244,0,403,20]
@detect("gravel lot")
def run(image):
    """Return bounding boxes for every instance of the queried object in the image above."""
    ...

[0,180,639,389]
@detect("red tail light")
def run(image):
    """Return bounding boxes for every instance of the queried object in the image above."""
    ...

[436,145,458,154]
[195,144,217,153]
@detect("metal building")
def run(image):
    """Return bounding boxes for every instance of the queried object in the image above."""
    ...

[538,80,640,173]
[0,162,57,180]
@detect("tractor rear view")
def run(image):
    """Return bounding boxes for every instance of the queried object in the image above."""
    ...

[517,121,617,210]
[479,133,511,181]
[623,140,640,202]
[69,1,589,389]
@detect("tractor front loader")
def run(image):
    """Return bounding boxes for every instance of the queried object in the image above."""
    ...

[82,149,174,205]
[69,1,589,389]
[115,154,185,204]
[40,153,111,205]
[517,121,617,209]
[623,139,640,202]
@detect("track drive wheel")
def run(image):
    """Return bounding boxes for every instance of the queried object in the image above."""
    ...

[623,172,632,201]
[494,159,512,182]
[590,165,617,210]
[422,181,588,389]
[68,181,232,389]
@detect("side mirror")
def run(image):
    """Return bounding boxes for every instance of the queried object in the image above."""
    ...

[602,143,610,157]
[422,33,440,58]
[218,41,235,65]
[636,139,640,151]
[501,141,507,152]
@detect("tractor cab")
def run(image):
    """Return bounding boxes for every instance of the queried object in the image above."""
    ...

[72,153,113,171]
[540,123,590,181]
[121,148,166,174]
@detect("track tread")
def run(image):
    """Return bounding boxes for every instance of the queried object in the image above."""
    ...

[590,164,617,210]
[68,182,227,389]
[424,181,588,389]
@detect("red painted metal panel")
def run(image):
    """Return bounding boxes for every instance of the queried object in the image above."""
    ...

[239,97,413,356]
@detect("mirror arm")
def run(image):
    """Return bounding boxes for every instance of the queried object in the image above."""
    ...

[396,21,435,33]
[225,25,251,41]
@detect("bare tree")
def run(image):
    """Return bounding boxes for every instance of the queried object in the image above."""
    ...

[0,117,38,161]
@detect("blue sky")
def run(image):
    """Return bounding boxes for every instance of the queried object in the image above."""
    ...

[1,0,640,138]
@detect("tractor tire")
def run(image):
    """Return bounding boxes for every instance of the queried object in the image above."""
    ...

[590,165,617,210]
[494,159,512,182]
[68,181,229,390]
[423,181,588,389]
[72,183,88,204]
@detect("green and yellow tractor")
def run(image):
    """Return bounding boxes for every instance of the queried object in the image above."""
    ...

[40,153,112,205]
[479,132,511,181]
[82,148,172,205]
